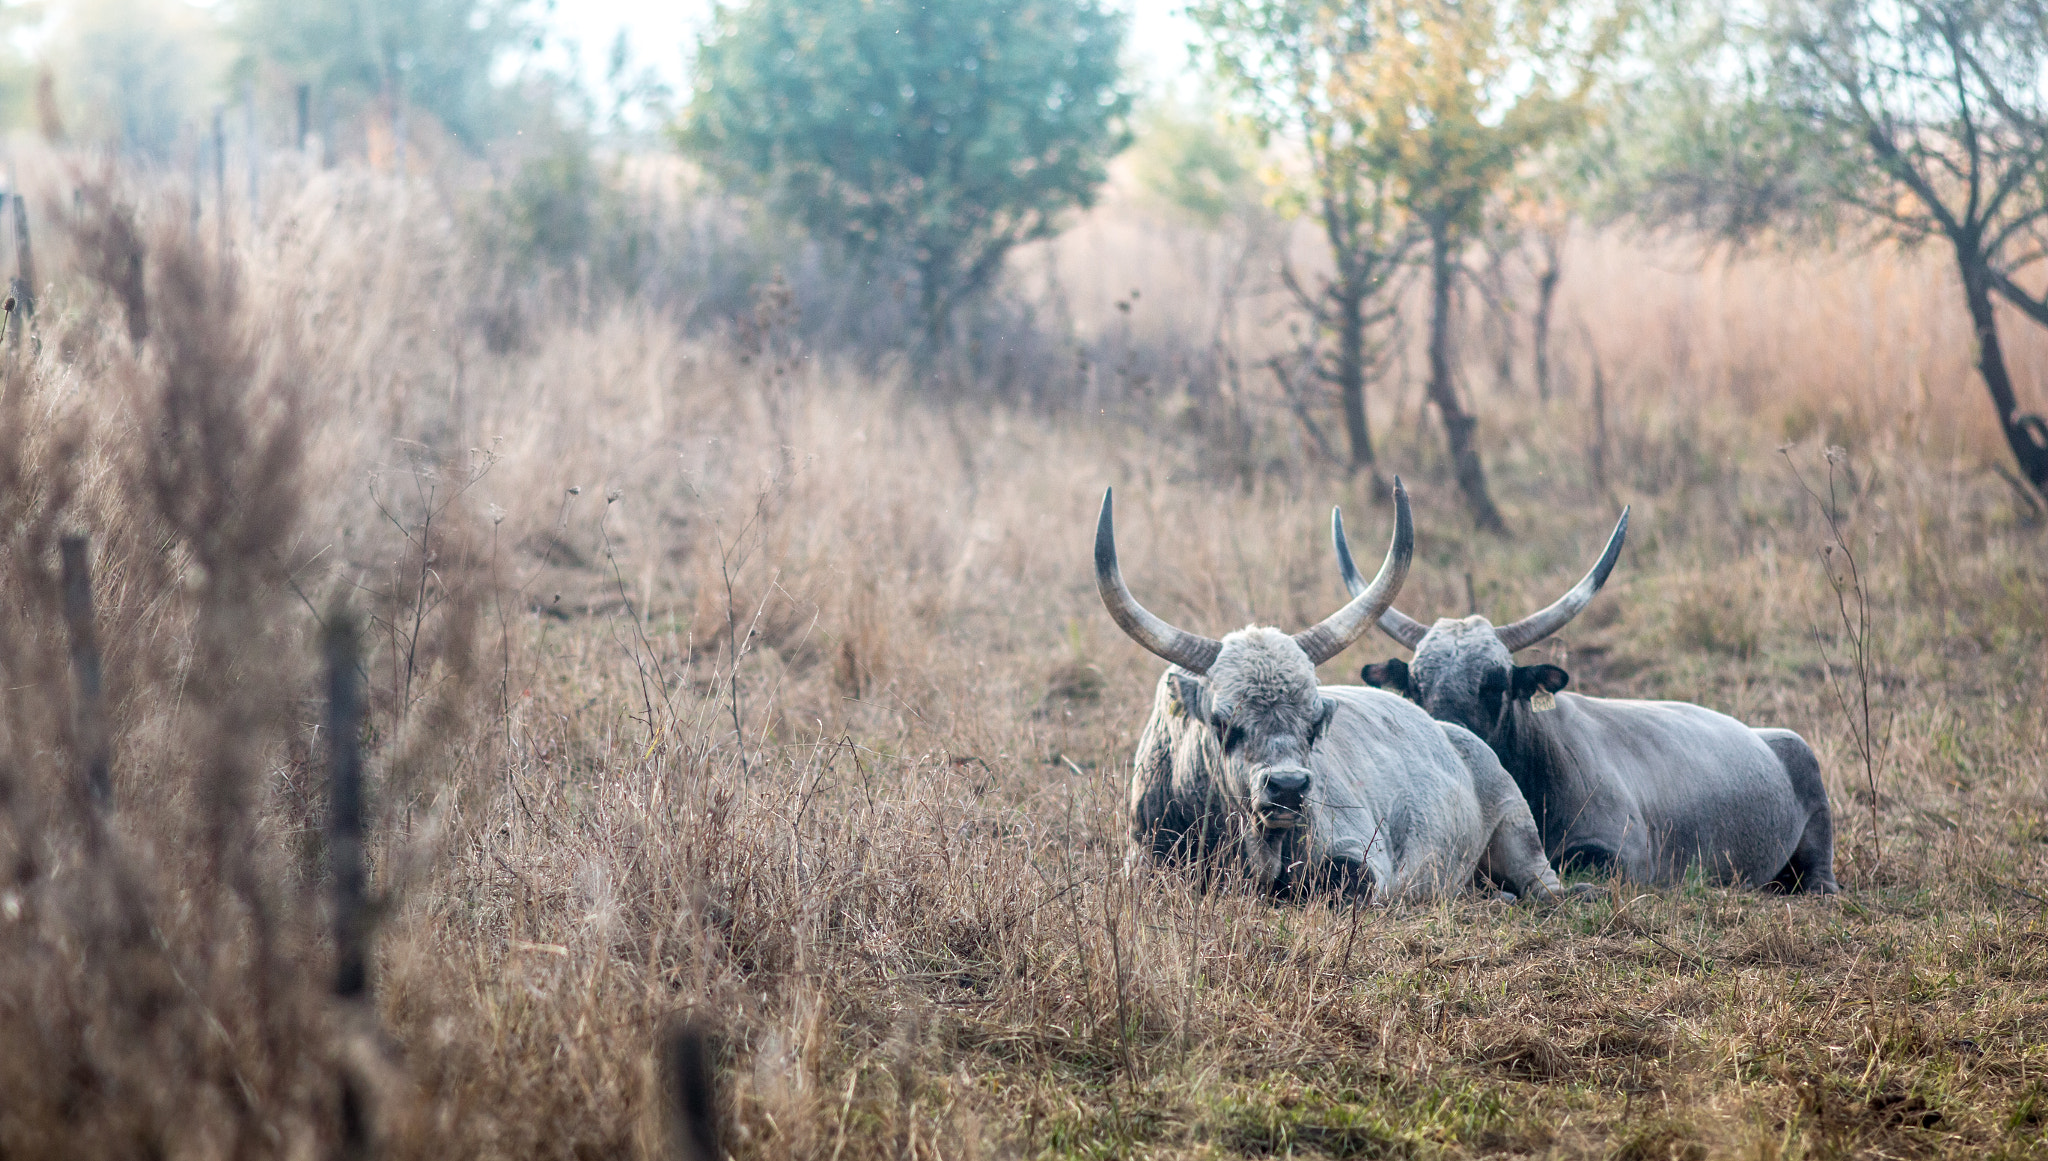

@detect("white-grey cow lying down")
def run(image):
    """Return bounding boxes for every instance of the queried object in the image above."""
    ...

[1335,509,1839,894]
[1098,482,1576,904]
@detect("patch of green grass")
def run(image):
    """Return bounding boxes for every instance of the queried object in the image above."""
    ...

[1203,1077,1532,1158]
[1611,1119,1707,1161]
[1035,1091,1180,1159]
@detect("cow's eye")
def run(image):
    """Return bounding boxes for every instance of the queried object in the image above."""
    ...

[1221,725,1247,753]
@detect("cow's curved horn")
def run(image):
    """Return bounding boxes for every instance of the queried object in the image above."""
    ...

[1095,488,1222,675]
[1295,478,1413,666]
[1334,504,1430,650]
[1495,507,1630,654]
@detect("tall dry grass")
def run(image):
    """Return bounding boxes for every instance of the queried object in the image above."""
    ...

[0,147,2040,1159]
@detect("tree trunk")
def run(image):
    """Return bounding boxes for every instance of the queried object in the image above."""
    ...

[915,257,952,383]
[1533,235,1562,403]
[1482,242,1515,394]
[1426,220,1508,534]
[1956,242,2048,497]
[1335,283,1377,476]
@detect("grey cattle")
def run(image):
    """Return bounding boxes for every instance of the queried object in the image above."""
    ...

[1335,509,1838,893]
[1099,482,1573,903]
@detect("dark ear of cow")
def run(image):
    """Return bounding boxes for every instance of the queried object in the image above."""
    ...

[1512,665,1570,699]
[1168,671,1210,722]
[1360,658,1412,695]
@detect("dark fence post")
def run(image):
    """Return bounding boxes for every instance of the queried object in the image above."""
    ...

[60,536,111,811]
[325,613,376,1159]
[661,1022,722,1161]
[325,613,369,1001]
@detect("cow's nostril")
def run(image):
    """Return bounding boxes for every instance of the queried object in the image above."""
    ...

[1263,769,1310,808]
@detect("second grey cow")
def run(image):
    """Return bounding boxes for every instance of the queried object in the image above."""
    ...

[1335,510,1838,893]
[1101,482,1575,904]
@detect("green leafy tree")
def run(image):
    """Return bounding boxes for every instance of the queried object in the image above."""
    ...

[1191,0,1415,481]
[678,0,1133,354]
[1130,101,1261,226]
[1639,0,2048,499]
[234,0,541,148]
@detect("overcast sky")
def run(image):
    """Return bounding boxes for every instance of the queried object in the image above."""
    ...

[548,0,1200,99]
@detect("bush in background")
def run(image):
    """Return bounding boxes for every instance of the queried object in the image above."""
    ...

[676,0,1134,360]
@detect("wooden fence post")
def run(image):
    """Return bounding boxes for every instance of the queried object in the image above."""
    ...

[324,612,377,1159]
[661,1022,722,1161]
[325,613,369,1001]
[60,536,111,811]
[10,187,34,347]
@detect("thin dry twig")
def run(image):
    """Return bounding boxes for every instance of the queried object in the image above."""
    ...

[1782,445,1895,870]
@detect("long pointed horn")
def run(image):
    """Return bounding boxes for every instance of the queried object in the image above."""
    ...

[1294,478,1413,666]
[1334,504,1430,650]
[1495,507,1630,653]
[1094,489,1222,674]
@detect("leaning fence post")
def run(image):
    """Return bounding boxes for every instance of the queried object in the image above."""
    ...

[9,186,34,347]
[60,536,111,811]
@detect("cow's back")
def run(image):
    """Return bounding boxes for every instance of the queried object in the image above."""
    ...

[1545,694,1805,885]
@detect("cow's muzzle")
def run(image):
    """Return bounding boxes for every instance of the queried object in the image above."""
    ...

[1255,767,1311,829]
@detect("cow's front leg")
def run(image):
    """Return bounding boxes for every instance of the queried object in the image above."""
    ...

[1441,723,1588,904]
[1482,800,1609,904]
[1308,845,1378,902]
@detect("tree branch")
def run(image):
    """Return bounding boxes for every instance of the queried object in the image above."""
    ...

[1938,12,1986,226]
[1986,266,2048,329]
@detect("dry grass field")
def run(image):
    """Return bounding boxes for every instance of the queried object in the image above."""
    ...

[0,156,2043,1160]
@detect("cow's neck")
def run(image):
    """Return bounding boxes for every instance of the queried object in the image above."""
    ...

[1494,701,1578,838]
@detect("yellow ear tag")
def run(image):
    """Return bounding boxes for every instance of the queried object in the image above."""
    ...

[1530,690,1557,712]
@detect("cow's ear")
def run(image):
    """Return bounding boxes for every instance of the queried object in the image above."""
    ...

[1512,665,1570,698]
[1307,696,1337,746]
[1360,658,1412,695]
[1168,671,1210,721]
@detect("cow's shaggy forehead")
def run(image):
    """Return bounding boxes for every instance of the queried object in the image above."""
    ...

[1410,616,1512,707]
[1207,626,1320,725]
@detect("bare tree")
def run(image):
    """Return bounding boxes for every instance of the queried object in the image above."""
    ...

[1192,0,1416,480]
[1649,0,2048,497]
[1340,0,1624,533]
